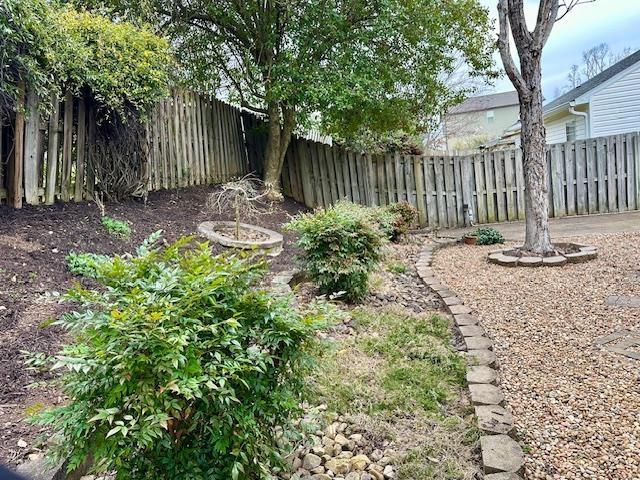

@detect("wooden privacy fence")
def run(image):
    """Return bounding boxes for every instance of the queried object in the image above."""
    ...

[0,89,248,206]
[245,125,640,228]
[147,90,247,190]
[3,87,640,230]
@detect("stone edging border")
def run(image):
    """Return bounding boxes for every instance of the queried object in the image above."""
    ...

[488,243,598,267]
[416,238,525,479]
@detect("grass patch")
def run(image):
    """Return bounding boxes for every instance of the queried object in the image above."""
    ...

[386,260,407,274]
[101,216,131,238]
[313,307,478,479]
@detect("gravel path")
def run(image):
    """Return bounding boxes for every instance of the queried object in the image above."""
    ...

[433,233,640,480]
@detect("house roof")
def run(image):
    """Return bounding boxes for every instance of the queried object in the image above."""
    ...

[448,91,519,114]
[544,48,640,113]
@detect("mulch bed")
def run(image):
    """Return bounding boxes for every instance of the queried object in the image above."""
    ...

[0,185,306,467]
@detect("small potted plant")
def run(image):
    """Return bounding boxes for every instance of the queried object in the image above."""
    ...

[463,233,478,245]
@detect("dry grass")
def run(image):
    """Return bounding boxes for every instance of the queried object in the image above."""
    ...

[311,306,480,480]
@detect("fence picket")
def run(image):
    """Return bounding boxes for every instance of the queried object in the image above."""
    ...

[413,156,427,225]
[483,153,496,222]
[565,142,576,215]
[75,97,87,201]
[626,133,636,210]
[504,150,516,220]
[45,95,60,205]
[23,92,40,205]
[443,157,457,226]
[61,92,74,202]
[615,135,627,211]
[434,157,447,227]
[606,137,617,211]
[474,155,487,223]
[494,151,507,222]
[575,140,587,214]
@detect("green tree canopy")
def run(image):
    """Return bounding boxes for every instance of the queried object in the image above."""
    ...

[0,0,171,117]
[159,0,493,191]
[76,0,497,192]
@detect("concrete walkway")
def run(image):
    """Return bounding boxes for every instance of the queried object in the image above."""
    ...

[439,210,640,241]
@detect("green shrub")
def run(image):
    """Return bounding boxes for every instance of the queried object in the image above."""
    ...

[1,1,170,117]
[285,201,383,302]
[370,202,418,241]
[474,227,504,245]
[101,216,131,237]
[65,251,110,278]
[33,234,324,479]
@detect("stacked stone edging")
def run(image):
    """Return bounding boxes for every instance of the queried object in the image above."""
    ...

[415,238,525,479]
[487,244,598,268]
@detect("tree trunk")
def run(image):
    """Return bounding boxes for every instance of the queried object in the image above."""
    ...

[497,0,561,255]
[520,57,553,254]
[263,102,296,196]
[263,102,282,191]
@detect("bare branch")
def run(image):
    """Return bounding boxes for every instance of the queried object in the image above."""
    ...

[532,0,559,51]
[497,0,530,99]
[557,0,595,21]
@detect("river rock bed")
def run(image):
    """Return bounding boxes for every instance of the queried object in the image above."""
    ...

[279,411,397,480]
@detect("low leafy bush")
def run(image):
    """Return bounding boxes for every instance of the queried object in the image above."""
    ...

[474,227,504,245]
[371,202,418,241]
[285,201,383,302]
[101,216,131,237]
[33,234,325,479]
[65,251,110,278]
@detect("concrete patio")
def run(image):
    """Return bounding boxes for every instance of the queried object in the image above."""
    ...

[439,210,640,241]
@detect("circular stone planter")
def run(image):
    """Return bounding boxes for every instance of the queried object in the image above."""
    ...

[198,221,284,257]
[487,242,598,267]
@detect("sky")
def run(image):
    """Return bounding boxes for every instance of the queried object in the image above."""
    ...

[478,0,640,100]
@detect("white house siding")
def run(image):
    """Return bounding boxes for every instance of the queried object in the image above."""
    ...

[545,113,587,144]
[590,61,640,137]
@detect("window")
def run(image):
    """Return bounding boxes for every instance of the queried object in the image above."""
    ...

[486,110,495,123]
[566,121,577,141]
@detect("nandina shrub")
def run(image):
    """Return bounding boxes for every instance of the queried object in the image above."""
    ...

[33,233,324,480]
[285,201,383,302]
[384,202,418,240]
[370,202,418,241]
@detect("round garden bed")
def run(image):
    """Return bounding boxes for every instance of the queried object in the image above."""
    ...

[198,220,283,256]
[487,242,598,267]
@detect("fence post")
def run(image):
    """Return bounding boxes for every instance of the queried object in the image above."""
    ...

[23,90,40,205]
[61,91,74,202]
[45,94,60,204]
[75,96,87,201]
[8,81,25,208]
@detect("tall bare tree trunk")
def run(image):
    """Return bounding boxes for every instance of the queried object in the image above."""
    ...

[520,66,552,252]
[497,0,574,254]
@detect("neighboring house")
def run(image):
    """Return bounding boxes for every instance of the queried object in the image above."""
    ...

[443,91,520,150]
[501,48,640,146]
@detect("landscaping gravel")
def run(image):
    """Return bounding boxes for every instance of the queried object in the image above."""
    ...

[433,233,640,480]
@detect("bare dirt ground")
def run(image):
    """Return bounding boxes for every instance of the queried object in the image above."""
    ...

[0,186,305,467]
[434,234,640,480]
